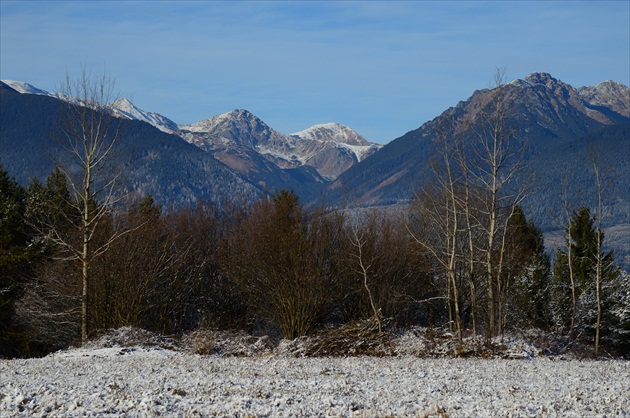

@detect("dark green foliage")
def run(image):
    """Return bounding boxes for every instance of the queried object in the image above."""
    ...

[7,168,83,355]
[504,206,552,329]
[25,167,77,239]
[0,166,34,357]
[553,207,616,295]
[552,206,620,346]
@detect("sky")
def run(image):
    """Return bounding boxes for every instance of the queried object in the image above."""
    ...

[1,1,629,144]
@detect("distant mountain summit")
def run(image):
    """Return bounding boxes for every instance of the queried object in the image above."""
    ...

[1,79,381,201]
[0,81,260,207]
[576,80,630,123]
[291,122,369,146]
[180,109,288,151]
[110,98,178,134]
[291,122,380,159]
[507,72,629,127]
[179,109,381,180]
[2,80,52,96]
[1,80,181,134]
[331,71,629,206]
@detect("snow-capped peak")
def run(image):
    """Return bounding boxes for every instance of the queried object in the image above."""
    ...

[2,80,52,96]
[2,80,179,134]
[290,122,382,163]
[180,109,260,133]
[291,122,370,147]
[109,98,178,133]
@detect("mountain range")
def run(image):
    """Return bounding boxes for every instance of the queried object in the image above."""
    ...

[2,79,380,186]
[1,73,628,261]
[328,73,628,205]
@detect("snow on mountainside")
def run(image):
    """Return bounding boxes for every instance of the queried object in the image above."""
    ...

[179,109,288,151]
[2,79,376,181]
[1,80,53,96]
[577,80,630,120]
[291,122,368,146]
[2,80,179,134]
[110,98,179,133]
[180,110,381,179]
[291,122,382,162]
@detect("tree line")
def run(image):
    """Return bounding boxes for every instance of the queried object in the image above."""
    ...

[1,166,628,357]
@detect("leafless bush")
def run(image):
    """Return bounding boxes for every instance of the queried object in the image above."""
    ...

[188,330,276,357]
[304,315,393,357]
[189,330,216,355]
[393,327,557,359]
[85,327,182,351]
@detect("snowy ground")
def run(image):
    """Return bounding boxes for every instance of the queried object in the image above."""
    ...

[1,346,629,417]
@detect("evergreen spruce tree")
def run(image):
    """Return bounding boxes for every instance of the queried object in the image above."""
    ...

[504,206,551,329]
[0,166,33,356]
[552,206,619,344]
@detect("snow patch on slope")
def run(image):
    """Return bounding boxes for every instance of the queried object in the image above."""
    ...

[291,122,382,162]
[1,80,52,96]
[110,98,179,133]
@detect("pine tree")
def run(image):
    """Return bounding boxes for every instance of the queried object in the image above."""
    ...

[552,206,618,344]
[504,206,551,329]
[0,165,34,356]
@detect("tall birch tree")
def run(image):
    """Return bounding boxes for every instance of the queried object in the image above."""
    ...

[37,68,128,344]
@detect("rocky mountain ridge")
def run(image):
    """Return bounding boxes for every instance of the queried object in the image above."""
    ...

[0,81,261,207]
[180,110,381,180]
[329,72,629,204]
[1,80,380,181]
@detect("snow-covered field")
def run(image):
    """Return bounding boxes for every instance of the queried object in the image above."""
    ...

[1,346,629,417]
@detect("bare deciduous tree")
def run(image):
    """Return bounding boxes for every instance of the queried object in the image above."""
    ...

[408,122,464,342]
[36,67,128,344]
[347,222,383,333]
[468,68,527,340]
[591,147,614,356]
[560,174,578,340]
[222,190,343,339]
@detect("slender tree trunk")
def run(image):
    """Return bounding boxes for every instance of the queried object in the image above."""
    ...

[81,252,88,344]
[561,183,577,340]
[595,228,602,356]
[447,192,462,342]
[462,154,477,339]
[496,205,516,339]
[81,153,92,344]
[466,220,477,339]
[351,225,382,333]
[568,235,576,340]
[593,156,604,356]
[447,270,453,333]
[469,276,477,338]
[359,245,382,334]
[486,210,496,340]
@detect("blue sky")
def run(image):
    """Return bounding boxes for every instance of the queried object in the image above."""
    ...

[1,1,629,144]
